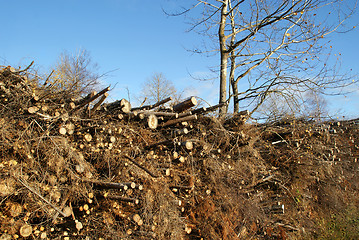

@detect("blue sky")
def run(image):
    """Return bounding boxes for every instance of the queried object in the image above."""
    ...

[1,0,358,118]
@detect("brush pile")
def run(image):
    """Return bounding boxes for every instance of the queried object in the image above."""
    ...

[0,64,358,239]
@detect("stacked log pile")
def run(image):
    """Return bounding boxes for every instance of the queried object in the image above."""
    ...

[1,64,359,239]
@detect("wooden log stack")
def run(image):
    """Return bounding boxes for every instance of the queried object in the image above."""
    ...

[0,64,255,240]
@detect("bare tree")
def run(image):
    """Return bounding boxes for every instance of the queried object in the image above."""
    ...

[140,72,179,104]
[303,90,328,120]
[169,0,357,116]
[255,89,328,122]
[49,49,101,97]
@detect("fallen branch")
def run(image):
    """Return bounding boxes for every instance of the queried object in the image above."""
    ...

[91,92,109,112]
[17,61,34,73]
[14,177,67,217]
[124,155,158,178]
[105,195,140,204]
[72,86,111,112]
[88,180,139,190]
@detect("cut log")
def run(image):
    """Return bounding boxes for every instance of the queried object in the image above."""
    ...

[59,127,67,135]
[162,114,198,127]
[109,136,116,143]
[171,128,189,137]
[181,141,193,150]
[124,155,158,178]
[75,221,83,231]
[66,122,75,135]
[72,87,110,112]
[77,91,97,105]
[106,195,140,204]
[193,102,227,115]
[146,114,158,130]
[69,102,76,109]
[90,180,138,190]
[20,224,32,238]
[91,92,109,111]
[133,214,143,225]
[62,206,73,217]
[144,139,174,150]
[2,66,16,76]
[28,106,39,114]
[8,202,22,217]
[173,96,197,113]
[191,107,206,115]
[132,97,172,111]
[84,133,92,142]
[178,111,192,118]
[140,111,178,118]
[107,98,131,113]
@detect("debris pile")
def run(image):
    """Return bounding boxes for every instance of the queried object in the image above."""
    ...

[0,64,358,239]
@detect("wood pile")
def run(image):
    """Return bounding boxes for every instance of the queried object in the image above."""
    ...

[1,64,359,240]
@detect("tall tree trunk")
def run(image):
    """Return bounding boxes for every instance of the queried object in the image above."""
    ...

[229,51,239,113]
[218,1,229,116]
[232,79,239,113]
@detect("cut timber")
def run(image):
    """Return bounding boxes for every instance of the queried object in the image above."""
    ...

[59,127,67,135]
[90,180,138,190]
[7,202,22,217]
[72,86,110,112]
[69,102,76,109]
[193,102,227,115]
[181,141,193,150]
[140,111,178,118]
[172,128,189,136]
[84,133,92,142]
[2,66,16,76]
[191,107,206,115]
[132,97,172,111]
[119,98,131,113]
[62,206,73,217]
[178,111,192,118]
[133,214,143,226]
[106,195,140,204]
[107,98,131,113]
[173,96,197,113]
[144,139,174,150]
[162,114,197,127]
[76,91,96,105]
[109,136,116,143]
[146,114,158,129]
[28,106,39,114]
[66,122,75,135]
[19,224,33,238]
[91,92,109,111]
[124,155,158,178]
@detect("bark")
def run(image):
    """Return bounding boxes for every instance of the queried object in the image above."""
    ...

[91,92,109,111]
[219,1,229,115]
[72,87,110,112]
[106,98,131,113]
[232,80,239,113]
[132,96,172,111]
[172,96,197,113]
[161,114,198,127]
